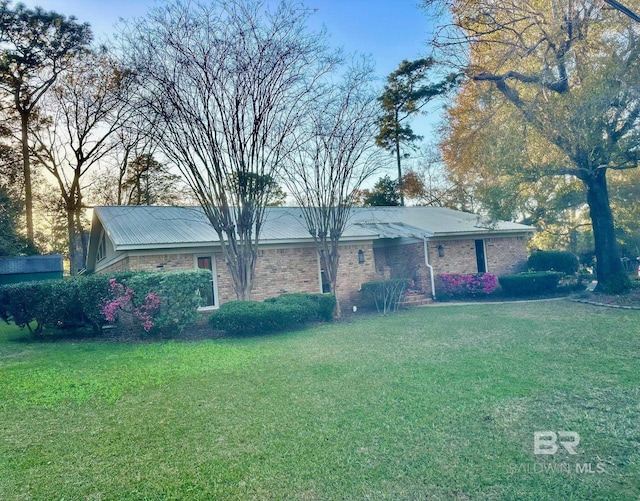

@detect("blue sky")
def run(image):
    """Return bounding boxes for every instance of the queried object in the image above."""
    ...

[18,0,434,79]
[18,0,442,175]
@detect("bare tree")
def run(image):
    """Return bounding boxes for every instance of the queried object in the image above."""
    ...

[89,153,190,207]
[120,0,339,300]
[31,49,134,273]
[0,2,92,246]
[282,59,381,317]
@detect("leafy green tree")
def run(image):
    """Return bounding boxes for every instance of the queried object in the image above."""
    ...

[360,175,401,206]
[0,1,92,246]
[427,0,640,292]
[376,58,459,205]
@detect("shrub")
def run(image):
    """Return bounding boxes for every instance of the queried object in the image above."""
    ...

[210,293,335,337]
[123,270,208,335]
[528,251,579,275]
[77,272,136,332]
[101,278,161,333]
[0,279,82,336]
[208,301,288,336]
[436,273,498,299]
[498,272,564,296]
[265,293,336,322]
[360,279,410,314]
[0,270,209,338]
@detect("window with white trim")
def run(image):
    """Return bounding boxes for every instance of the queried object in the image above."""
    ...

[96,232,107,262]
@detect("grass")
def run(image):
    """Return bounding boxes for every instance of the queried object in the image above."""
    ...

[0,300,639,500]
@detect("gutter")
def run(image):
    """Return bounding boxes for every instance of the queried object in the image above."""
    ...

[423,233,436,301]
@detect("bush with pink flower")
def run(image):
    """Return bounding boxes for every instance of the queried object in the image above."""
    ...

[436,273,498,299]
[101,278,162,333]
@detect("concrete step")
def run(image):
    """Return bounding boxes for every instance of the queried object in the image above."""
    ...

[399,294,433,307]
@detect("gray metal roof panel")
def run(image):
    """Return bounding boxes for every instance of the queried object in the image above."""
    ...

[94,206,534,251]
[0,254,63,275]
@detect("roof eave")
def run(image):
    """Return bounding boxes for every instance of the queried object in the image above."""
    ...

[113,234,377,252]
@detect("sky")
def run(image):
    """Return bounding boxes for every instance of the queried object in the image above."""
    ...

[17,0,440,139]
[16,0,434,78]
[16,0,447,190]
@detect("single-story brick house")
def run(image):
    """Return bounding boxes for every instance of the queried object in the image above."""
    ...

[85,206,535,308]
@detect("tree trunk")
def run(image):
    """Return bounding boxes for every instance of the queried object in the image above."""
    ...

[395,112,404,206]
[584,170,629,293]
[67,208,78,276]
[21,111,34,246]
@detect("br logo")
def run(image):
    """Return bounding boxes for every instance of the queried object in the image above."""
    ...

[534,431,580,455]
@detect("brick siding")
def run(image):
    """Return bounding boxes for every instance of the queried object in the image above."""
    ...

[429,236,529,277]
[95,236,527,304]
[96,242,378,309]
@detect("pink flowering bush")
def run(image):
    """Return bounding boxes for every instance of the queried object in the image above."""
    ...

[437,273,498,299]
[101,278,161,332]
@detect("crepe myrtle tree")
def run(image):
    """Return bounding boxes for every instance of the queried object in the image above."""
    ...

[120,0,339,300]
[282,58,381,317]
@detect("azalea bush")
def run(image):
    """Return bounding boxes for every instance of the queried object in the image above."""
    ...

[436,273,498,300]
[0,270,209,338]
[101,278,161,333]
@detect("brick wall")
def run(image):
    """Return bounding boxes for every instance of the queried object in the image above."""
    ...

[95,242,377,308]
[98,256,130,275]
[374,242,430,293]
[334,243,377,308]
[94,236,527,305]
[429,236,529,276]
[249,246,321,301]
[485,236,529,275]
[128,253,195,272]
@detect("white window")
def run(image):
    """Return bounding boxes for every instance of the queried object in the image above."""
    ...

[96,232,107,262]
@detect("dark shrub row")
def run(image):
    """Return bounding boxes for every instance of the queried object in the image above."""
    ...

[209,293,335,337]
[528,251,579,275]
[498,272,564,296]
[0,270,210,337]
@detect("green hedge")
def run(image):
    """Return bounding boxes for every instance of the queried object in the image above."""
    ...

[265,293,336,322]
[0,270,210,337]
[528,251,579,275]
[498,272,564,296]
[209,293,335,337]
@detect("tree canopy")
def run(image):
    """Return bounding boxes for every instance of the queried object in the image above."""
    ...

[0,1,92,246]
[376,58,459,205]
[427,0,640,292]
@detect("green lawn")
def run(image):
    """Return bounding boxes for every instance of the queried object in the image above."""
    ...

[1,300,639,500]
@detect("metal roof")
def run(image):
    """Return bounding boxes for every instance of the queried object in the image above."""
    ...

[0,254,63,275]
[92,205,535,251]
[347,206,534,238]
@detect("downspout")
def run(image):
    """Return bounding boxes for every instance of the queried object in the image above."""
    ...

[423,233,436,301]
